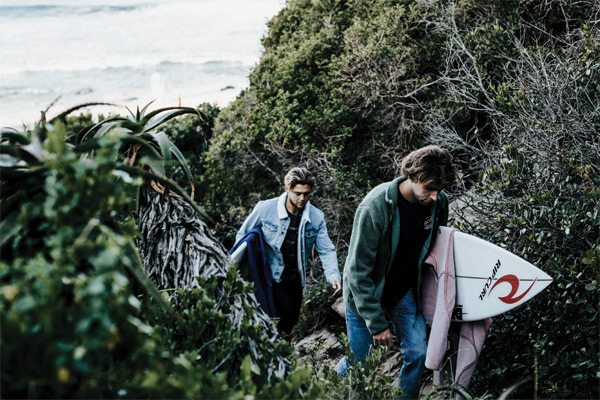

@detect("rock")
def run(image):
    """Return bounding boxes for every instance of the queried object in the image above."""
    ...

[295,329,342,354]
[380,351,402,376]
[331,296,346,318]
[293,328,447,398]
[294,329,343,369]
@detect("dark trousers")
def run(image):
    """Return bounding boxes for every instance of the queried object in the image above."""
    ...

[272,276,303,335]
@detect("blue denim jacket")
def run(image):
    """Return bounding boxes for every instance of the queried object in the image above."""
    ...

[236,193,341,287]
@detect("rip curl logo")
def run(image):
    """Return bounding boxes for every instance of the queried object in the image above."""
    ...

[479,260,502,300]
[489,274,538,304]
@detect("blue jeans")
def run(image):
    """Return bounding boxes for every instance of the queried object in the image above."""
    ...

[335,291,427,400]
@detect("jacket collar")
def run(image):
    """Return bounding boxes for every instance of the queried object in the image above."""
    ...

[386,176,441,217]
[277,192,311,222]
[385,176,406,207]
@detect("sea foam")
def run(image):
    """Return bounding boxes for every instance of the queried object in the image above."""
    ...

[0,0,284,126]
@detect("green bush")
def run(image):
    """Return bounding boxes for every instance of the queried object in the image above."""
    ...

[0,118,320,398]
[1,124,159,397]
[201,0,599,398]
[300,334,401,400]
[291,279,344,340]
[445,8,600,396]
[455,155,599,398]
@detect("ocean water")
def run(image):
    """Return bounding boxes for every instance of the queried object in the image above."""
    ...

[0,0,284,127]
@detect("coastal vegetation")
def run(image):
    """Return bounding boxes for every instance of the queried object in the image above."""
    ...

[1,0,598,398]
[204,1,599,397]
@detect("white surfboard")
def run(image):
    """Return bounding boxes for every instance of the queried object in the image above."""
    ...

[451,230,552,322]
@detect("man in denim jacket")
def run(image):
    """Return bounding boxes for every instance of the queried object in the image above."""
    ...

[236,167,341,334]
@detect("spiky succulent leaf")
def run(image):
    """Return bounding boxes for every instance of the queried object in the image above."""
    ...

[142,107,201,132]
[151,131,172,164]
[48,102,117,125]
[0,129,31,145]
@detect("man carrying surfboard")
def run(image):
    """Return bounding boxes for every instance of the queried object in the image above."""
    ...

[235,167,342,335]
[335,145,456,399]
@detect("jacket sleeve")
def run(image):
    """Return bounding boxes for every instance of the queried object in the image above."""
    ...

[235,202,262,243]
[315,218,341,283]
[345,204,389,335]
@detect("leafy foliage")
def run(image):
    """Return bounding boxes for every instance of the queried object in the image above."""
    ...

[440,4,600,397]
[201,0,599,398]
[299,334,401,400]
[0,112,319,398]
[291,279,343,340]
[73,102,200,194]
[453,142,599,396]
[2,0,599,398]
[1,123,163,397]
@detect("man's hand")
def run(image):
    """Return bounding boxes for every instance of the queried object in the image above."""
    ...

[331,280,342,296]
[372,328,394,347]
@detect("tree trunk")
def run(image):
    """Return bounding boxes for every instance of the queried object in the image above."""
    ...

[136,188,289,380]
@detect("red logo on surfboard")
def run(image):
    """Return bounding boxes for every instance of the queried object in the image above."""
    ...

[489,274,538,304]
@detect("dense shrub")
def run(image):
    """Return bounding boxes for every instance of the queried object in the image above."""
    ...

[202,0,599,398]
[291,280,343,340]
[434,3,600,397]
[2,0,598,398]
[452,160,599,398]
[0,119,320,398]
[447,33,599,397]
[300,334,402,400]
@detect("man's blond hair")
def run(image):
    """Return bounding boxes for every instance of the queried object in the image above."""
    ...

[284,167,315,190]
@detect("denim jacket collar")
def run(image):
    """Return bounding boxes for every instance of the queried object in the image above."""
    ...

[277,192,312,223]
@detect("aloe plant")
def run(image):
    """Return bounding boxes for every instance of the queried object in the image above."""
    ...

[0,108,173,314]
[1,103,195,229]
[76,103,221,223]
[0,127,47,247]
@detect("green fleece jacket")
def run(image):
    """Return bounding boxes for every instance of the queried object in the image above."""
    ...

[342,177,449,335]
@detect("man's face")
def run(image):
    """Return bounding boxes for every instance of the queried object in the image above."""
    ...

[410,180,440,206]
[287,184,312,210]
